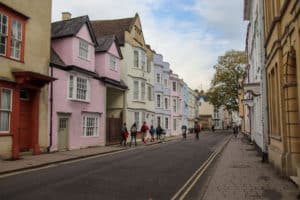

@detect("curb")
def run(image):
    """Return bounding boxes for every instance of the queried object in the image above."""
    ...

[0,135,182,176]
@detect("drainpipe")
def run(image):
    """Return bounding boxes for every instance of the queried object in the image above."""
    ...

[47,65,54,153]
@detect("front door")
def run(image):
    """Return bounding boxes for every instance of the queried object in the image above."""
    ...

[58,116,69,151]
[19,89,32,152]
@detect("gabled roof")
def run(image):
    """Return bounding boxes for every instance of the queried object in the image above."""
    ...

[51,15,98,45]
[91,14,137,46]
[50,48,65,67]
[95,35,123,59]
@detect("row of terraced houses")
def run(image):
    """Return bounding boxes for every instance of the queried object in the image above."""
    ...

[0,0,199,159]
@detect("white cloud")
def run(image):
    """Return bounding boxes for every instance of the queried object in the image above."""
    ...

[52,0,246,90]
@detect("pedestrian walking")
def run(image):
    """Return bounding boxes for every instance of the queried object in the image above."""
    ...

[149,125,155,142]
[211,125,215,132]
[156,124,162,141]
[129,123,138,147]
[233,125,239,139]
[120,123,128,146]
[181,124,187,140]
[194,121,201,140]
[140,121,149,144]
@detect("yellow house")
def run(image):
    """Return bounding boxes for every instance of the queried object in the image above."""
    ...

[263,0,300,178]
[0,0,54,159]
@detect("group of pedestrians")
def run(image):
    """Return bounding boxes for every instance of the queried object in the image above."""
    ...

[120,121,167,147]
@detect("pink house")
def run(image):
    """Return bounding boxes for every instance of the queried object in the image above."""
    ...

[49,14,126,151]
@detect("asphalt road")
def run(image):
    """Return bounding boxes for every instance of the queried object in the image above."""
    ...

[0,132,229,200]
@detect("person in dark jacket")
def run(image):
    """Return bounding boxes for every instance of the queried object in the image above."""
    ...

[233,125,239,138]
[194,122,201,140]
[156,124,162,141]
[149,125,156,142]
[129,123,138,147]
[120,123,128,146]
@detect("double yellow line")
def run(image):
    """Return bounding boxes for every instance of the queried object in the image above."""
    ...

[171,136,232,200]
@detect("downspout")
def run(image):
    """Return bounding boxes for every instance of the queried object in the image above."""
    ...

[47,64,54,153]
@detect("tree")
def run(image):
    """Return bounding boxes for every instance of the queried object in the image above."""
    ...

[207,50,247,112]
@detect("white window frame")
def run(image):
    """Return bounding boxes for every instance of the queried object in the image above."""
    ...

[165,117,169,129]
[173,118,177,131]
[141,81,146,101]
[164,97,169,110]
[156,94,161,108]
[82,113,99,137]
[156,73,161,84]
[109,55,117,71]
[173,98,177,113]
[79,39,89,60]
[172,81,177,92]
[141,51,146,71]
[147,86,152,101]
[68,75,90,102]
[10,19,22,60]
[0,13,8,56]
[133,50,139,68]
[157,116,161,126]
[164,78,168,87]
[133,80,139,100]
[0,88,12,133]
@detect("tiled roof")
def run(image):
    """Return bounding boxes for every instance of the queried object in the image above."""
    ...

[91,16,135,46]
[50,48,65,67]
[96,35,123,58]
[51,15,98,45]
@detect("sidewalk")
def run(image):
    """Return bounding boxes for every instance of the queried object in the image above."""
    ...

[0,135,181,175]
[202,134,299,200]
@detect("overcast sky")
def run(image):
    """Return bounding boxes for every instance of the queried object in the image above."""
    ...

[52,0,247,91]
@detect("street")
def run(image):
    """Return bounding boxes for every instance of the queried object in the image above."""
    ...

[0,132,229,200]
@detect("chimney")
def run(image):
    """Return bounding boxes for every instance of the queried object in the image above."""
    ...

[62,12,71,20]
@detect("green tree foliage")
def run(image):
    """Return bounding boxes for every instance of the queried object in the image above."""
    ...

[207,50,247,111]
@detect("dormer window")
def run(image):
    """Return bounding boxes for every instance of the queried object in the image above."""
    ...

[109,55,117,71]
[79,39,89,60]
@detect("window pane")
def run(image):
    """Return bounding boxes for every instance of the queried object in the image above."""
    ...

[141,82,145,101]
[0,111,9,131]
[1,89,11,110]
[79,40,88,60]
[0,36,6,55]
[76,77,88,100]
[134,50,139,68]
[133,81,139,100]
[69,76,74,98]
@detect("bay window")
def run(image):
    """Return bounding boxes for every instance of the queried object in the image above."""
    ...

[68,75,90,101]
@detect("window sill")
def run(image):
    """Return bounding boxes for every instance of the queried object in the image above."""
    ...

[68,98,90,103]
[78,56,90,62]
[0,133,12,137]
[132,100,146,104]
[0,54,24,63]
[82,135,100,138]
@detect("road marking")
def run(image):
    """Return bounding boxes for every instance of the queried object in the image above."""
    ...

[171,135,232,200]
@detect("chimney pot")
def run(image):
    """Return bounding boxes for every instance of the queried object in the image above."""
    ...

[62,12,71,20]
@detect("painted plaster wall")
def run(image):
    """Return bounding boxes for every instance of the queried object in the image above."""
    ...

[51,68,106,150]
[95,42,121,81]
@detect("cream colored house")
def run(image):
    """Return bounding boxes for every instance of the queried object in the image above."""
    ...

[92,14,155,136]
[0,0,54,159]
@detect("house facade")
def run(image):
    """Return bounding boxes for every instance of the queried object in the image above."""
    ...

[243,0,267,157]
[170,72,183,135]
[50,14,105,151]
[187,87,198,129]
[198,93,214,130]
[92,14,155,136]
[263,0,300,177]
[182,82,189,128]
[153,53,171,135]
[0,0,54,159]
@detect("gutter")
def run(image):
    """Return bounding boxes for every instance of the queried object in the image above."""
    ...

[47,64,54,153]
